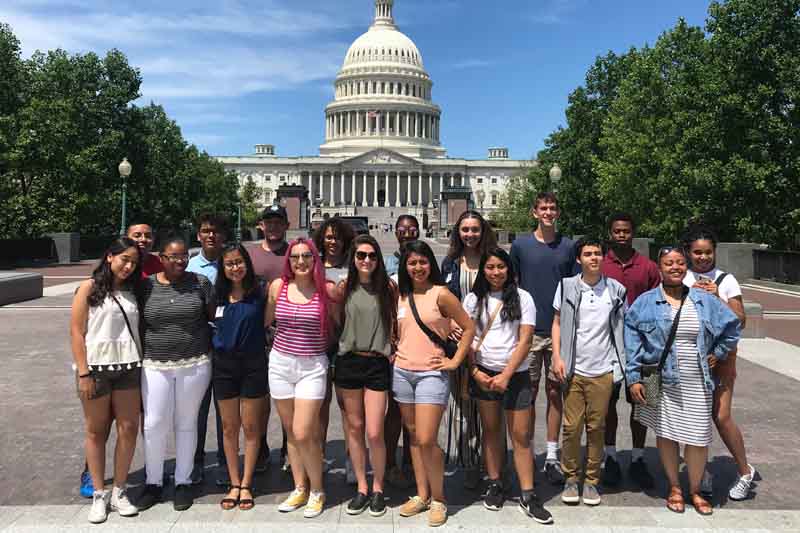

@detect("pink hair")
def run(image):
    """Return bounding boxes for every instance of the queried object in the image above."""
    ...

[281,238,330,340]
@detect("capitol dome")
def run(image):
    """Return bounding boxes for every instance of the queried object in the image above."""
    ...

[320,0,446,158]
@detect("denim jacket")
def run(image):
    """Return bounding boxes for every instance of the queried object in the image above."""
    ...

[441,256,463,301]
[624,286,740,392]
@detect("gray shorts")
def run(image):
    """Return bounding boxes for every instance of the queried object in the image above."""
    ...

[392,366,450,405]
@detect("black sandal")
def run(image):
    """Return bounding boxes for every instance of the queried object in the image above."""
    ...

[220,486,240,510]
[239,486,255,511]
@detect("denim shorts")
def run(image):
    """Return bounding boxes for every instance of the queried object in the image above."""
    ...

[392,366,450,405]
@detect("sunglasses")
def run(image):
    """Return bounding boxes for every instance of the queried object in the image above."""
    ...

[658,246,687,259]
[355,251,378,261]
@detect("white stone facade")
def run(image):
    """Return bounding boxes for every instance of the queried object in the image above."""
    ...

[216,0,532,226]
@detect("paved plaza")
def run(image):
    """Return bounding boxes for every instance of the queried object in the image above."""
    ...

[1,234,799,531]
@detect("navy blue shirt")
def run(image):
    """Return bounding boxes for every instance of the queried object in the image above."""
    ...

[511,234,580,336]
[212,290,266,355]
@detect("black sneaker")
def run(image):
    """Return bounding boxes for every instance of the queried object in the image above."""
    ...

[173,484,194,511]
[190,462,204,485]
[629,458,654,489]
[255,445,270,474]
[214,465,231,487]
[136,484,162,512]
[602,456,622,486]
[519,492,553,524]
[346,492,370,515]
[544,460,565,485]
[483,481,504,511]
[369,492,387,517]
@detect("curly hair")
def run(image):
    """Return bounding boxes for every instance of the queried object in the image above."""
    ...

[312,217,356,267]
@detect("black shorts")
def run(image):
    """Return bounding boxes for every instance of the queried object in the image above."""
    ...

[469,366,532,411]
[333,352,391,391]
[610,380,634,404]
[77,367,140,400]
[213,352,269,400]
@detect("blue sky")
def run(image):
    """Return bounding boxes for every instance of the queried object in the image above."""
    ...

[2,0,711,160]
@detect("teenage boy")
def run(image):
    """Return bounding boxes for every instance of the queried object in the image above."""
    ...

[600,213,659,488]
[249,205,291,473]
[550,237,627,506]
[510,192,578,484]
[128,223,163,278]
[189,214,227,485]
[384,214,420,278]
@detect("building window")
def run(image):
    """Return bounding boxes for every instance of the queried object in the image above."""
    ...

[265,175,272,182]
[477,178,483,184]
[265,190,273,202]
[491,192,498,206]
[279,175,287,182]
[491,178,498,184]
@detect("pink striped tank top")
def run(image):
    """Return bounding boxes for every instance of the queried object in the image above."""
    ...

[272,281,327,357]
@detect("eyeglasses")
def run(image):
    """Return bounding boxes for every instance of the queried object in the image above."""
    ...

[161,253,189,263]
[355,251,378,261]
[289,252,314,263]
[396,227,419,236]
[223,260,245,269]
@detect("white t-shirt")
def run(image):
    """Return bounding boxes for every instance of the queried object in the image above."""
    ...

[462,288,536,372]
[683,268,742,303]
[553,277,615,378]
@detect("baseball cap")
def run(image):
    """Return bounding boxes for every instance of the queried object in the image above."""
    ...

[260,204,288,221]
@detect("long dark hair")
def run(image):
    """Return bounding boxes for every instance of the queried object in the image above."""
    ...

[398,240,445,296]
[313,217,356,266]
[87,237,143,307]
[682,223,718,270]
[214,244,257,305]
[470,247,521,327]
[446,209,497,260]
[343,235,397,337]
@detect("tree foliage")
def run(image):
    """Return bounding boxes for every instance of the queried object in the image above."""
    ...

[0,23,238,239]
[498,0,800,248]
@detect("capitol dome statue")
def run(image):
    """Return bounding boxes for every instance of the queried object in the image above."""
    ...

[319,0,446,158]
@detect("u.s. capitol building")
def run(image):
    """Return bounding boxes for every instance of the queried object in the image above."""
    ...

[216,0,532,228]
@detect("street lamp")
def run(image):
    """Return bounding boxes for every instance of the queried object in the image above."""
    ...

[476,189,486,214]
[236,198,242,244]
[118,158,132,237]
[549,164,562,195]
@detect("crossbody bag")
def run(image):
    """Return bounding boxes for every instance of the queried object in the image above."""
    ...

[639,289,687,407]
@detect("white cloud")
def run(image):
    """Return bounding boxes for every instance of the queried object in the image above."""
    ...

[529,0,585,25]
[448,59,493,70]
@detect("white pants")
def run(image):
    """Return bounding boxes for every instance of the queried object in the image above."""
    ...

[142,362,211,486]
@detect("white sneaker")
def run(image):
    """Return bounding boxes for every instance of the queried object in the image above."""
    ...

[700,469,713,495]
[111,486,139,517]
[88,490,110,524]
[345,457,356,485]
[728,464,756,501]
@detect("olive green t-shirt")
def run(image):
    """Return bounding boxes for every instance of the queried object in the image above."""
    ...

[338,285,392,356]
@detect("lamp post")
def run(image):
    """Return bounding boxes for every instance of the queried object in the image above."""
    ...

[549,164,562,232]
[236,198,242,244]
[476,189,486,214]
[118,158,132,237]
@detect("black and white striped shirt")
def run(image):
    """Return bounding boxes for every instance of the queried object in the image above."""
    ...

[141,273,214,365]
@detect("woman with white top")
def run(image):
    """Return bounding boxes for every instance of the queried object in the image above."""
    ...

[266,238,339,518]
[683,225,755,500]
[464,247,553,524]
[71,237,143,523]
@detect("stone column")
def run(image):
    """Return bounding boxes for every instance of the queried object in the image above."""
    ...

[417,172,422,206]
[405,112,410,138]
[428,173,433,207]
[362,172,368,206]
[339,172,345,206]
[395,171,401,206]
[396,111,400,136]
[373,172,379,206]
[407,172,413,205]
[350,171,356,205]
[438,173,444,194]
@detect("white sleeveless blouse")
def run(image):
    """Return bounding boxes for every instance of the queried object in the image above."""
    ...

[84,291,142,370]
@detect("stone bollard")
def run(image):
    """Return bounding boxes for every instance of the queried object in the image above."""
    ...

[742,302,765,339]
[46,232,80,264]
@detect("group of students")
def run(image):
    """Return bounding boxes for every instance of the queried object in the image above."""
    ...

[71,192,756,526]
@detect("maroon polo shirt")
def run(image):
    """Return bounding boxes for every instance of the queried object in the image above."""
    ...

[601,248,660,305]
[141,252,163,279]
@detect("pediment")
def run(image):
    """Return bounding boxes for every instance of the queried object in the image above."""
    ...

[342,149,422,168]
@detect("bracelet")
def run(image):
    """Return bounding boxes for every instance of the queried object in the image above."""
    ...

[78,372,91,378]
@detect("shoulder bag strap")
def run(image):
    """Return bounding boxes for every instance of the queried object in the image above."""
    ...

[474,302,503,353]
[714,272,728,286]
[409,291,448,351]
[657,289,688,371]
[110,294,142,359]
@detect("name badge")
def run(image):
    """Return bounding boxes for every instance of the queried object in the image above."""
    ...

[446,273,453,283]
[398,307,407,319]
[215,306,225,318]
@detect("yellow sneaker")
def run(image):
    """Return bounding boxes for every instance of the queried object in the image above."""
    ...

[428,500,448,527]
[278,487,309,512]
[303,490,325,518]
[399,495,430,517]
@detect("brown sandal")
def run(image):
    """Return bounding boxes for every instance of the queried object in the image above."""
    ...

[239,486,255,511]
[666,486,685,514]
[220,486,240,510]
[690,493,713,516]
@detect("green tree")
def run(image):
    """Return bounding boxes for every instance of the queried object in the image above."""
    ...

[239,176,263,228]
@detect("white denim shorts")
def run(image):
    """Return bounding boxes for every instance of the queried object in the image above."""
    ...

[268,349,329,400]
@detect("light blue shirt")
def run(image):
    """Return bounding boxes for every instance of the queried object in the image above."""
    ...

[187,250,219,284]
